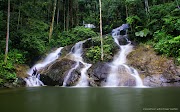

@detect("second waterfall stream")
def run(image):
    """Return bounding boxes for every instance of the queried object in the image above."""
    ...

[105,24,144,87]
[63,39,92,87]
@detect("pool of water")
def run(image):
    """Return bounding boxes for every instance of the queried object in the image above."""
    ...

[0,87,179,112]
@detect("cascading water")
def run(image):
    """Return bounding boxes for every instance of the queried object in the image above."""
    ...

[24,47,63,87]
[63,39,92,87]
[105,24,144,87]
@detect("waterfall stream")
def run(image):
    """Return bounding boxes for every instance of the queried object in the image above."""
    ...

[24,47,64,87]
[63,39,92,87]
[105,24,144,87]
[23,24,144,87]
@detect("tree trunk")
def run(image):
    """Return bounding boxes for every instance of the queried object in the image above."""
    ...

[145,0,150,15]
[4,0,10,64]
[175,0,180,9]
[99,0,103,61]
[49,0,57,42]
[17,3,21,30]
[75,0,79,26]
[66,0,69,31]
[70,0,74,27]
[63,0,66,31]
[125,4,128,18]
[56,0,60,25]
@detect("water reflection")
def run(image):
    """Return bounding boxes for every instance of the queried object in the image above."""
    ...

[0,87,180,112]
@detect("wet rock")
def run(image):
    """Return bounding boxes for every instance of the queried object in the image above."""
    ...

[39,58,85,86]
[39,58,77,86]
[88,62,110,86]
[16,78,26,87]
[143,75,180,87]
[128,45,180,87]
[116,65,136,86]
[15,64,29,78]
[116,35,129,45]
[65,62,83,86]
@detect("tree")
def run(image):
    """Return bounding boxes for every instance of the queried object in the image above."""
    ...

[49,0,57,42]
[4,0,10,64]
[56,0,60,25]
[144,0,150,15]
[175,0,180,9]
[99,0,103,60]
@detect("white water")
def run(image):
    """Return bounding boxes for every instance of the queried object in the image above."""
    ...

[24,74,44,87]
[105,25,144,87]
[63,39,92,87]
[75,63,92,87]
[24,47,63,87]
[63,62,80,86]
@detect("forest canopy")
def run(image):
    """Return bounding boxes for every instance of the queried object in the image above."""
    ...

[0,0,180,86]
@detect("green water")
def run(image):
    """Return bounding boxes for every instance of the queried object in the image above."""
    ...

[0,87,179,112]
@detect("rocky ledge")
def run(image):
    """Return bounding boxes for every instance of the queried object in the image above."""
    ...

[128,44,180,87]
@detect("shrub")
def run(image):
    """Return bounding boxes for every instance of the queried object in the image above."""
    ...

[154,31,180,64]
[86,35,115,63]
[51,26,97,47]
[0,49,25,85]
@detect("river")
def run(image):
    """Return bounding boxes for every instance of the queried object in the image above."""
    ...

[0,87,179,112]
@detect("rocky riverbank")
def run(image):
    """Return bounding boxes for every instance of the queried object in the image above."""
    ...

[33,43,180,87]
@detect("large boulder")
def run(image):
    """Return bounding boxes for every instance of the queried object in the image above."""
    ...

[88,62,110,86]
[87,62,137,86]
[39,58,78,86]
[114,65,136,86]
[127,45,180,87]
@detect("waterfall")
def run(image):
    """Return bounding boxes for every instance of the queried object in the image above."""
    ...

[105,24,144,87]
[63,62,80,86]
[24,47,64,87]
[63,39,92,87]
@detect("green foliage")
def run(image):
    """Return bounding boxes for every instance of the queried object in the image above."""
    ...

[51,26,97,47]
[71,26,97,39]
[86,36,114,63]
[0,60,16,85]
[7,49,26,64]
[126,15,141,24]
[86,46,101,63]
[154,31,180,64]
[17,19,49,61]
[0,49,26,85]
[135,28,150,37]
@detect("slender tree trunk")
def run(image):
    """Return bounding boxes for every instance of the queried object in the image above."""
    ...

[175,0,180,9]
[63,0,66,31]
[70,0,74,27]
[66,0,69,31]
[49,0,57,42]
[75,0,79,26]
[5,0,10,64]
[17,3,21,30]
[99,0,103,60]
[56,0,60,25]
[125,5,128,18]
[145,0,150,15]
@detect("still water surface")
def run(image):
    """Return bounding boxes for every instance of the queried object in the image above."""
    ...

[0,87,179,112]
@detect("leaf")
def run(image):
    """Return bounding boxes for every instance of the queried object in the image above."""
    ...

[135,28,150,37]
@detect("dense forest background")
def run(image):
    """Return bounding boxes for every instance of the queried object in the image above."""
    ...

[0,0,180,85]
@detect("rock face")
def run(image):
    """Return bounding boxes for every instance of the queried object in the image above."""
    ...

[128,45,180,87]
[38,44,180,87]
[87,62,136,86]
[88,62,110,86]
[39,58,82,86]
[114,65,136,86]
